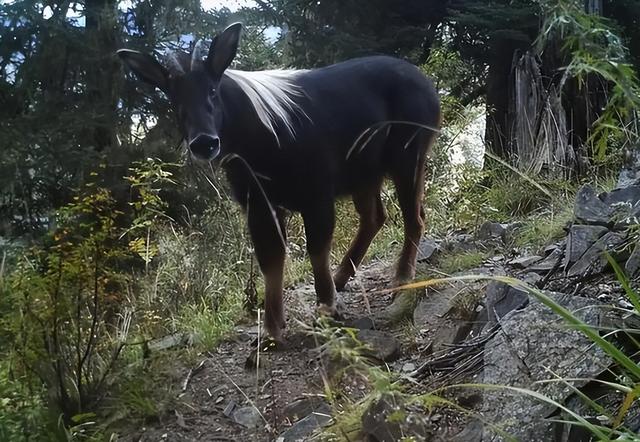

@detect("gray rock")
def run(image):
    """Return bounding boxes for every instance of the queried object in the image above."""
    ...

[361,393,433,442]
[480,292,608,441]
[345,316,376,330]
[441,233,476,254]
[574,184,611,226]
[356,329,400,362]
[401,362,416,372]
[223,399,237,417]
[617,147,640,188]
[414,282,482,353]
[564,225,608,266]
[283,396,328,423]
[417,237,439,262]
[485,282,529,327]
[625,243,640,277]
[544,240,564,256]
[232,406,262,429]
[522,272,542,285]
[451,420,484,442]
[148,332,201,351]
[508,255,543,269]
[148,333,185,352]
[477,221,507,242]
[529,246,565,273]
[567,231,627,276]
[278,404,332,441]
[601,185,640,208]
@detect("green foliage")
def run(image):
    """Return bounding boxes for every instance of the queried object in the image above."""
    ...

[421,46,479,123]
[264,0,446,66]
[124,158,178,265]
[0,158,249,435]
[513,209,572,250]
[438,250,489,275]
[0,364,52,441]
[450,0,540,64]
[4,183,133,421]
[538,0,640,160]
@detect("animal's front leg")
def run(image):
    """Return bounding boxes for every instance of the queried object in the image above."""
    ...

[247,200,287,343]
[302,202,340,317]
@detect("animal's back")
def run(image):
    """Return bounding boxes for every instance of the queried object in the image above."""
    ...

[296,55,439,127]
[289,56,440,195]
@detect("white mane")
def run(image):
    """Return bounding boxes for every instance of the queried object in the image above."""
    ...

[224,69,308,140]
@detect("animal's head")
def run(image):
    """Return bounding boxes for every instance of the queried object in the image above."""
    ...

[117,23,242,161]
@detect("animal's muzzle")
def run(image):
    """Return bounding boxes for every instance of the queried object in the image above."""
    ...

[189,134,221,161]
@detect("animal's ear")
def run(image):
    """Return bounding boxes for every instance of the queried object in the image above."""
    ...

[206,23,242,78]
[117,49,170,92]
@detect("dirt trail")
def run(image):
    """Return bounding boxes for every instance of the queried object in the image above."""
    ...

[124,260,408,441]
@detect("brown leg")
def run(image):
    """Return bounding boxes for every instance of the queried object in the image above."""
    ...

[393,148,429,285]
[334,182,386,290]
[302,202,338,315]
[247,198,287,342]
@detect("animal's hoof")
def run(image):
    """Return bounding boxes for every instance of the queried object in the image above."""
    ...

[245,336,287,370]
[316,302,337,317]
[316,300,345,321]
[333,272,351,292]
[250,335,286,351]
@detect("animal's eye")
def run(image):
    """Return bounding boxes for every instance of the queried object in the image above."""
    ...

[209,87,216,97]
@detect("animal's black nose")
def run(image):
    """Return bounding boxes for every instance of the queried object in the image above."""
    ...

[189,134,221,160]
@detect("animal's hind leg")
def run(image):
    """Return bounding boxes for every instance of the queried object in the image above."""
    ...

[334,181,386,290]
[391,135,432,286]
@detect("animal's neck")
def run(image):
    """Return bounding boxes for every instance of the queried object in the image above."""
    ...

[218,75,271,148]
[219,69,307,146]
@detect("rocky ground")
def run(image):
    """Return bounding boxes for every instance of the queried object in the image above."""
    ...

[121,180,640,442]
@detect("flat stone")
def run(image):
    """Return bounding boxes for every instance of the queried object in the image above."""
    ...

[528,245,565,272]
[480,292,608,441]
[278,404,332,441]
[617,148,640,188]
[485,281,529,327]
[356,329,400,362]
[508,255,543,269]
[283,396,328,423]
[401,362,416,372]
[148,333,185,352]
[544,241,564,256]
[625,243,640,277]
[564,225,609,266]
[451,420,484,442]
[574,184,611,226]
[344,316,375,330]
[223,400,237,417]
[441,233,476,254]
[232,406,262,429]
[601,185,640,207]
[477,221,507,242]
[417,237,439,262]
[414,282,482,353]
[361,393,433,442]
[521,272,542,285]
[567,231,627,276]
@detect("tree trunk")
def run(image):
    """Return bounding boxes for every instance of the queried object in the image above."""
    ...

[485,39,521,159]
